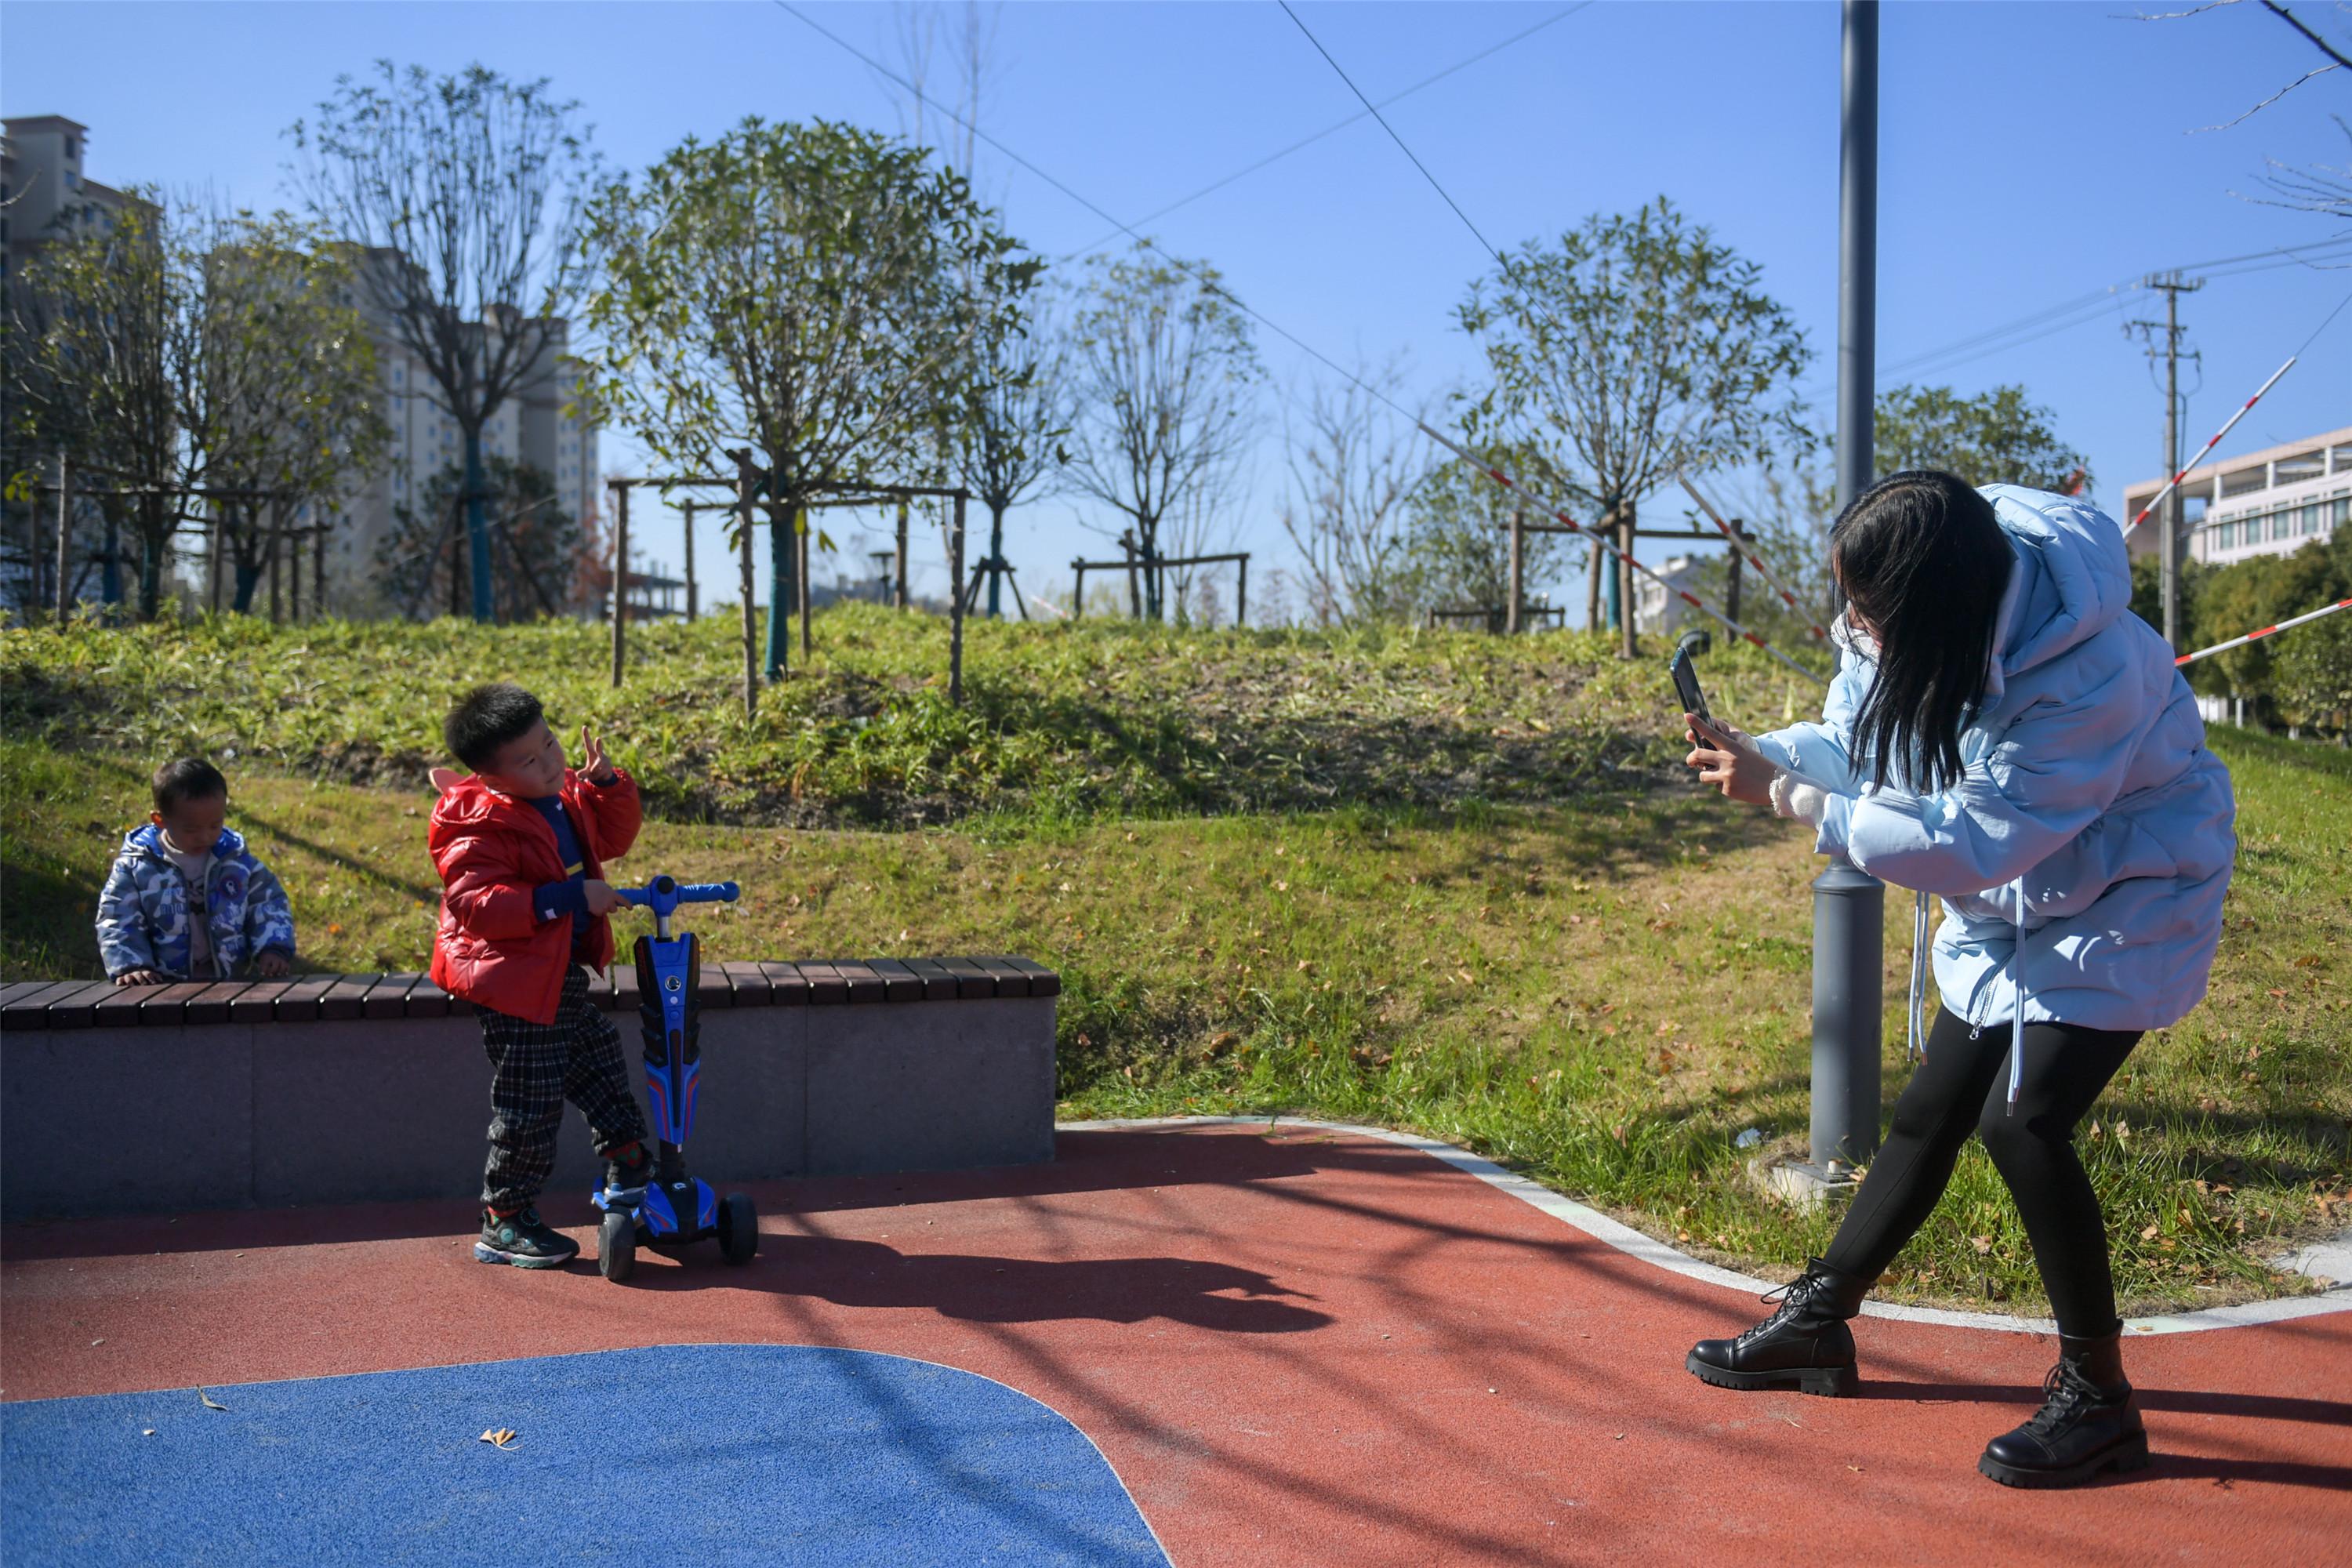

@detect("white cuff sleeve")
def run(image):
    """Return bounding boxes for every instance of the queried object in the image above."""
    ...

[1769,771,1828,826]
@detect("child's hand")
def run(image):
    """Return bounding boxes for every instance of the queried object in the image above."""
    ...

[579,726,617,786]
[583,879,625,916]
[257,950,292,978]
[114,969,167,987]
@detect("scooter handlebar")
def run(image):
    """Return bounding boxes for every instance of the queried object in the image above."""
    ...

[615,877,739,912]
[670,880,739,904]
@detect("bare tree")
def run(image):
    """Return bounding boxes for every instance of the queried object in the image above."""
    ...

[1278,359,1428,626]
[2144,0,2352,220]
[952,281,1065,617]
[288,61,604,623]
[1062,244,1260,622]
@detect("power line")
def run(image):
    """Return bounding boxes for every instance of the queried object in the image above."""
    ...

[1276,1,1512,267]
[1063,3,1592,260]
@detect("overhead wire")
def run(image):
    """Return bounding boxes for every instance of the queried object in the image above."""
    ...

[1062,3,1592,260]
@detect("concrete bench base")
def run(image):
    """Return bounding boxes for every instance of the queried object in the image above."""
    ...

[2,988,1055,1221]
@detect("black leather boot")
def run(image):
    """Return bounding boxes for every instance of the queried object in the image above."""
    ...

[1686,1257,1870,1397]
[1978,1328,2150,1488]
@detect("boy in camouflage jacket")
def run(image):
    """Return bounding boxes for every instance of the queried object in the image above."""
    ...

[97,757,296,985]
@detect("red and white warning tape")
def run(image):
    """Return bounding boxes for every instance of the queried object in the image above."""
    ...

[2174,595,2352,667]
[2127,357,2296,535]
[1417,422,1830,688]
[1673,470,1833,641]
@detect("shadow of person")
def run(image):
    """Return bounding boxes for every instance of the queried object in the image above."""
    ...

[1859,1380,2352,1429]
[632,1233,1331,1333]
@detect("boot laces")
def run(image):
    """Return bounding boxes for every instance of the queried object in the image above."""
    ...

[2021,1361,2101,1439]
[1733,1275,1824,1349]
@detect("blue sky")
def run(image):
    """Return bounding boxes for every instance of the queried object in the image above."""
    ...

[5,0,2347,619]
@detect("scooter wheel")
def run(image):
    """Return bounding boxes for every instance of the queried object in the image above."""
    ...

[719,1192,759,1265]
[598,1209,636,1283]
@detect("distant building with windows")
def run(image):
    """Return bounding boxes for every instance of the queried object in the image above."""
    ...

[2125,426,2351,570]
[0,114,135,284]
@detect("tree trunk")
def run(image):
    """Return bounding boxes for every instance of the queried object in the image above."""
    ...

[1617,502,1638,659]
[985,499,1007,618]
[268,510,284,625]
[100,499,123,610]
[763,499,793,680]
[463,427,493,622]
[137,496,163,621]
[798,507,811,661]
[734,452,760,717]
[1586,529,1605,633]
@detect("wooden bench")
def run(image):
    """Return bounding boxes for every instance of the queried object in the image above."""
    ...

[0,960,1059,1221]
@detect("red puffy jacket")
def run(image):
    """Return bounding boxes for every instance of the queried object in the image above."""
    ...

[427,768,641,1026]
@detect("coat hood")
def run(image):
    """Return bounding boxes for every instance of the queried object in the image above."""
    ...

[1979,485,2134,703]
[122,823,251,861]
[426,774,566,847]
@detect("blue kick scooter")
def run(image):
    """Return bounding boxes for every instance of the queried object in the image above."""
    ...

[593,874,759,1282]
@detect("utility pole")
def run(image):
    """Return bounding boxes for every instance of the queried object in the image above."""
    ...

[2129,272,2204,652]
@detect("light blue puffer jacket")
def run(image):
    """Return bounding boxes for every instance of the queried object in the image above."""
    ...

[96,824,297,982]
[1755,485,2235,1098]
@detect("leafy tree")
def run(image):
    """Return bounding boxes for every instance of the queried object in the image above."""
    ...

[2187,533,2351,721]
[2274,608,2352,740]
[1396,437,1576,623]
[376,457,580,622]
[289,61,605,624]
[578,117,1020,681]
[1457,198,1810,657]
[1062,245,1260,622]
[1874,383,2087,491]
[199,214,389,613]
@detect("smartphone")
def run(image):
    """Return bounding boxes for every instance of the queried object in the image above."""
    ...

[1668,646,1713,727]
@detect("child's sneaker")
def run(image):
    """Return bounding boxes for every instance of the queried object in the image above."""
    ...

[603,1142,652,1206]
[475,1207,579,1269]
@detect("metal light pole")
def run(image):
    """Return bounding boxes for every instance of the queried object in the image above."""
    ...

[1812,0,1885,1179]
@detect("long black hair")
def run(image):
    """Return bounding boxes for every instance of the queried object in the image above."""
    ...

[1831,470,2012,794]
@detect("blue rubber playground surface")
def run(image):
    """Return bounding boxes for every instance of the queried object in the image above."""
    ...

[1,1344,1170,1568]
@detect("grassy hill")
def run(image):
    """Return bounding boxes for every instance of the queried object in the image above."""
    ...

[3,608,2346,1318]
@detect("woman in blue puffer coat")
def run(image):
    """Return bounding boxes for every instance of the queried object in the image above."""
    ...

[1678,470,2234,1490]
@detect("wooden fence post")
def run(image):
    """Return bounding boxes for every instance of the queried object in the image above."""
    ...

[797,506,811,660]
[1506,509,1523,636]
[53,453,71,622]
[681,499,699,622]
[609,482,629,688]
[1237,554,1248,628]
[949,491,968,706]
[1072,560,1087,620]
[731,452,759,717]
[895,503,909,610]
[1724,518,1746,626]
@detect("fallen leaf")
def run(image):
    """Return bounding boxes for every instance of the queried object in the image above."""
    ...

[143,1428,156,1437]
[197,1389,227,1411]
[2140,1224,2161,1241]
[479,1428,519,1449]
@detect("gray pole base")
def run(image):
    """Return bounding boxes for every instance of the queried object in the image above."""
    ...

[1809,859,1884,1171]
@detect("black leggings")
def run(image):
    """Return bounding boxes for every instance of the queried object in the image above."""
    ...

[1824,1006,2140,1337]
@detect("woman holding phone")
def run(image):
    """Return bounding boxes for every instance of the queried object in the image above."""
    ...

[1679,470,2234,1489]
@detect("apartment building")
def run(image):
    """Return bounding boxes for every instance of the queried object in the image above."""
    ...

[2124,425,2352,570]
[0,115,133,285]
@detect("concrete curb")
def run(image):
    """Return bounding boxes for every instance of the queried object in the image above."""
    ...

[1059,1114,2352,1338]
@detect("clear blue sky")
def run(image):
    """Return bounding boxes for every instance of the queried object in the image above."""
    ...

[5,0,2347,619]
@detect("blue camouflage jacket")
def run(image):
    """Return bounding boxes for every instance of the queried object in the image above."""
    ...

[96,824,297,981]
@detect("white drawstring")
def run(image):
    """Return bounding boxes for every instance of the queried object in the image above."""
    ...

[2007,875,2030,1115]
[1906,890,1930,1060]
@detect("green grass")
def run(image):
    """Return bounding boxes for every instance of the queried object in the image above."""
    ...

[3,611,2345,1318]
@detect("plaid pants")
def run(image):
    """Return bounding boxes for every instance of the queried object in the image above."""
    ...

[477,967,649,1211]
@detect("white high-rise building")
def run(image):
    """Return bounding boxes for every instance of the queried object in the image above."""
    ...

[323,255,599,616]
[0,115,133,286]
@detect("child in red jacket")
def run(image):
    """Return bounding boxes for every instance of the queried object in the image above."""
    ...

[430,682,654,1269]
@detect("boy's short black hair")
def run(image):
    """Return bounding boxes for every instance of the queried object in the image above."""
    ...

[152,757,228,815]
[444,683,546,772]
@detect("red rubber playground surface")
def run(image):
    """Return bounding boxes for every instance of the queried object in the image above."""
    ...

[5,1122,2347,1565]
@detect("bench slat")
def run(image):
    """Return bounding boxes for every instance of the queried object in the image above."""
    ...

[230,982,295,1023]
[35,980,124,1029]
[717,961,773,1006]
[897,959,961,1002]
[271,975,339,1022]
[938,958,998,1000]
[318,974,380,1023]
[829,959,886,1004]
[0,981,60,1018]
[1000,956,1063,997]
[797,960,848,1005]
[863,958,926,1003]
[757,962,811,1004]
[187,982,249,1025]
[140,981,219,1025]
[968,957,1032,999]
[93,983,155,1027]
[362,974,420,1020]
[405,978,458,1018]
[2,981,96,1029]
